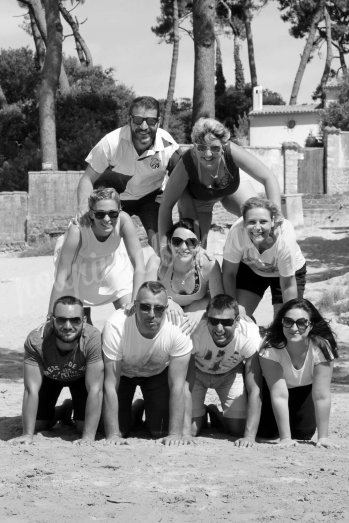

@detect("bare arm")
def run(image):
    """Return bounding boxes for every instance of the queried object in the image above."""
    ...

[222,259,240,300]
[259,357,293,443]
[236,353,262,446]
[48,224,81,314]
[103,356,123,440]
[158,161,190,252]
[82,360,104,441]
[119,212,146,300]
[163,352,191,444]
[22,363,43,440]
[207,259,224,297]
[77,165,102,215]
[228,142,281,208]
[280,275,298,304]
[312,361,334,446]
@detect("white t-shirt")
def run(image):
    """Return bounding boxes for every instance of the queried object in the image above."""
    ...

[85,125,179,200]
[223,218,305,277]
[259,340,332,388]
[192,317,261,374]
[102,309,192,378]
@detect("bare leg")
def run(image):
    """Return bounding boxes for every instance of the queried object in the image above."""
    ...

[236,289,262,318]
[113,293,132,310]
[206,404,245,437]
[221,179,258,217]
[191,415,206,437]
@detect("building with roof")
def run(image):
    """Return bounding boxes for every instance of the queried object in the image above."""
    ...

[248,86,321,147]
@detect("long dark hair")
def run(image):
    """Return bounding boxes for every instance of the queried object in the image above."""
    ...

[262,298,338,361]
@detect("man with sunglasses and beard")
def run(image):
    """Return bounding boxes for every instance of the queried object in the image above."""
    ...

[190,294,263,447]
[102,281,192,445]
[12,296,104,445]
[77,96,181,246]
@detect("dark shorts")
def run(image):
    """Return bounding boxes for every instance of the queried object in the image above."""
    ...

[117,367,169,437]
[236,262,307,305]
[257,380,316,440]
[37,376,87,422]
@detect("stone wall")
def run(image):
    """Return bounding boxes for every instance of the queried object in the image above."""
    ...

[0,192,28,251]
[324,128,349,194]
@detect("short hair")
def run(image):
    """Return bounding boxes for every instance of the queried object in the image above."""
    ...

[166,218,196,241]
[262,298,338,361]
[191,118,230,145]
[88,188,120,210]
[241,197,282,222]
[129,96,160,117]
[137,280,167,298]
[206,294,239,318]
[53,296,84,316]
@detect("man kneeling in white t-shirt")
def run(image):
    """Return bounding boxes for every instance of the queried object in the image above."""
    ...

[102,281,192,445]
[191,294,262,447]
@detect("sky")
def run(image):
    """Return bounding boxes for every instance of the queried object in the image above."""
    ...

[0,0,334,105]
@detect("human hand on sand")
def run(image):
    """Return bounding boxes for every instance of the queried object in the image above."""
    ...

[102,435,129,446]
[278,438,298,448]
[10,434,34,445]
[159,434,183,446]
[316,437,339,449]
[234,436,255,448]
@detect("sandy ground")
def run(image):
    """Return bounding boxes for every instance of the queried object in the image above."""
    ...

[0,227,349,522]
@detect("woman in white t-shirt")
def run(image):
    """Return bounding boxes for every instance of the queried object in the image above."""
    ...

[222,197,306,318]
[258,298,338,448]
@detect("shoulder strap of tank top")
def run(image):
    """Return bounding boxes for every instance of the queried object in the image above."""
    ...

[223,144,237,175]
[181,148,196,178]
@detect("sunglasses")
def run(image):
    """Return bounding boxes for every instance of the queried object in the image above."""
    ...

[282,317,310,331]
[137,303,167,315]
[130,115,159,126]
[194,143,222,154]
[207,316,238,327]
[171,236,200,249]
[53,316,83,326]
[92,210,119,220]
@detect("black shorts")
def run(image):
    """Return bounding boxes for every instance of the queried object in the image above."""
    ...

[37,376,87,422]
[258,380,316,440]
[236,262,306,305]
[117,367,170,437]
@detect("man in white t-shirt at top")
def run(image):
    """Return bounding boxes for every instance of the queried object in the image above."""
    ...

[77,96,181,246]
[190,294,262,447]
[102,281,192,445]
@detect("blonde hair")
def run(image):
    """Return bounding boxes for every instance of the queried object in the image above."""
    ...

[88,188,120,210]
[191,118,230,145]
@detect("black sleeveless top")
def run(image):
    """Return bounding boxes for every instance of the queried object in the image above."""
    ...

[182,146,240,201]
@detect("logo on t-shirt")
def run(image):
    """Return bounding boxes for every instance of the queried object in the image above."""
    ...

[150,157,160,169]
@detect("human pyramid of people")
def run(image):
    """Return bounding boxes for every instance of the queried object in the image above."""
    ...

[12,96,339,449]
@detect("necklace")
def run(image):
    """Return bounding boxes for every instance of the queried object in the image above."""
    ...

[172,266,195,286]
[198,157,222,186]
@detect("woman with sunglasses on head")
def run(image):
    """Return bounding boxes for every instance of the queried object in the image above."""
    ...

[258,298,338,448]
[158,117,280,250]
[48,188,145,324]
[147,218,223,335]
[223,197,306,319]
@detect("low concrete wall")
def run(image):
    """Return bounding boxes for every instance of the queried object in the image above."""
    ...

[324,129,349,194]
[0,191,28,242]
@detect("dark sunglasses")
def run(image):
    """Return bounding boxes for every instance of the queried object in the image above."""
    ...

[194,143,222,154]
[171,236,200,249]
[130,115,159,126]
[207,316,238,327]
[92,210,119,220]
[53,316,83,326]
[282,317,310,330]
[137,303,167,315]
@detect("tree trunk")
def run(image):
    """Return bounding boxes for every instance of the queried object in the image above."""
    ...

[338,44,347,75]
[22,0,70,94]
[163,0,179,131]
[0,84,7,108]
[289,2,325,105]
[58,0,93,67]
[320,6,333,105]
[243,7,258,87]
[28,7,45,70]
[234,34,245,91]
[39,0,63,170]
[215,35,226,97]
[192,0,216,125]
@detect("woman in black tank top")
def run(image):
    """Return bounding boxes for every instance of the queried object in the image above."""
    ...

[158,117,281,249]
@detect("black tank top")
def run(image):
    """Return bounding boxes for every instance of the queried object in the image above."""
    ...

[182,146,240,201]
